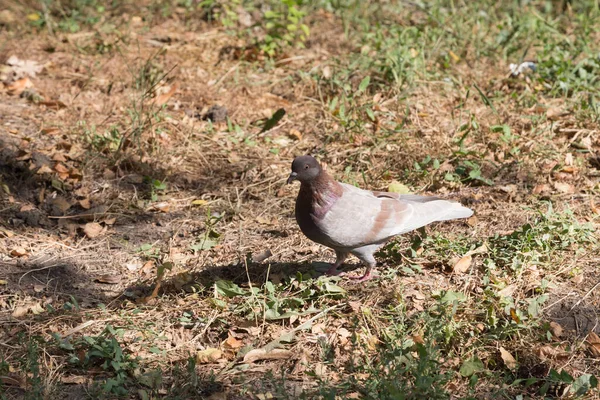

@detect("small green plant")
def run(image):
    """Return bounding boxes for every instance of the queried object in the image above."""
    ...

[53,325,140,396]
[260,0,310,56]
[144,177,167,201]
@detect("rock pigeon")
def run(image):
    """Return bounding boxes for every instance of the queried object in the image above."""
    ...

[287,155,474,281]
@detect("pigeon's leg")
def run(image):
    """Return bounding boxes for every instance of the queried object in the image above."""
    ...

[325,250,349,276]
[349,246,379,282]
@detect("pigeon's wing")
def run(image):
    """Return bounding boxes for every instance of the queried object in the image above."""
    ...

[316,183,472,248]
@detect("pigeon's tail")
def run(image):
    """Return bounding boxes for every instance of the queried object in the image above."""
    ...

[394,199,473,235]
[435,202,474,221]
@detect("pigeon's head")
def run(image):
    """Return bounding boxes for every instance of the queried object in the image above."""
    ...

[287,155,321,184]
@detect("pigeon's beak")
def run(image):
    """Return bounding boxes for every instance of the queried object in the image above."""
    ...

[287,172,298,184]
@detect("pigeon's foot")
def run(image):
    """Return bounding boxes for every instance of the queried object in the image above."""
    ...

[348,270,377,282]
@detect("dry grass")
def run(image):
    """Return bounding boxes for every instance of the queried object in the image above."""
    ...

[1,0,600,399]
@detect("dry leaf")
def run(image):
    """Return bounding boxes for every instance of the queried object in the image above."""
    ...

[288,129,302,140]
[12,305,30,317]
[549,321,563,339]
[153,202,170,213]
[10,248,28,257]
[243,348,292,363]
[6,56,43,78]
[223,335,244,350]
[83,222,103,238]
[151,84,178,106]
[498,284,516,298]
[553,182,575,194]
[453,255,472,274]
[196,348,222,363]
[95,274,121,284]
[7,77,33,95]
[546,107,570,120]
[499,347,518,370]
[79,198,91,209]
[586,332,600,357]
[36,164,53,174]
[52,153,67,162]
[60,376,89,384]
[54,163,69,173]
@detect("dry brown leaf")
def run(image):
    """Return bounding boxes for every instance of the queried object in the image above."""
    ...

[54,163,69,173]
[243,348,292,364]
[288,129,302,140]
[546,107,570,120]
[60,376,89,385]
[52,153,67,162]
[95,274,121,284]
[38,100,67,109]
[12,305,30,317]
[36,164,53,174]
[151,84,178,107]
[536,344,568,361]
[498,284,516,298]
[196,348,222,364]
[532,184,551,195]
[553,182,575,194]
[591,197,599,214]
[549,321,563,339]
[586,332,600,357]
[83,222,103,238]
[79,198,91,209]
[10,248,28,257]
[7,77,33,95]
[42,127,61,135]
[499,347,518,370]
[453,254,472,274]
[223,335,244,350]
[0,228,15,238]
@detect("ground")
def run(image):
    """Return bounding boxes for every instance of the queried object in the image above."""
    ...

[0,0,599,399]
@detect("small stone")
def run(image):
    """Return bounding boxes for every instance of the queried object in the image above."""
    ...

[204,105,228,123]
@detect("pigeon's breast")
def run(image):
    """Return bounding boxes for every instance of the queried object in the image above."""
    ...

[295,183,342,248]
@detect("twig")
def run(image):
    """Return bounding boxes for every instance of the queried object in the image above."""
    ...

[570,280,600,311]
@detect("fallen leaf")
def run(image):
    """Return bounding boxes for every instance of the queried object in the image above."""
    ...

[546,107,570,120]
[79,198,91,209]
[536,344,569,361]
[498,284,516,298]
[10,248,28,257]
[453,254,472,274]
[243,348,292,363]
[151,84,178,107]
[288,129,302,140]
[54,163,69,173]
[196,348,222,364]
[549,321,563,339]
[12,305,29,317]
[223,335,244,350]
[387,180,412,194]
[38,100,67,109]
[60,376,89,384]
[94,274,121,284]
[149,202,170,213]
[553,182,575,194]
[586,332,600,357]
[36,164,53,174]
[83,222,103,238]
[499,347,518,370]
[6,55,43,78]
[7,77,33,95]
[191,199,208,206]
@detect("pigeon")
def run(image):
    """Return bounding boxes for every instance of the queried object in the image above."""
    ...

[287,155,474,281]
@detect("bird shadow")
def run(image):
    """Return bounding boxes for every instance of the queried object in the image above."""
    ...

[154,259,365,296]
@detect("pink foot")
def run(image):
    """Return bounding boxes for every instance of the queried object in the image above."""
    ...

[348,271,377,282]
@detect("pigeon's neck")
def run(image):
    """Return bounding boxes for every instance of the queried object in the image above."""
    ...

[299,171,343,219]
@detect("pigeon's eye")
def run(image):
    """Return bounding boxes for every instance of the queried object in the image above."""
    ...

[304,164,309,169]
